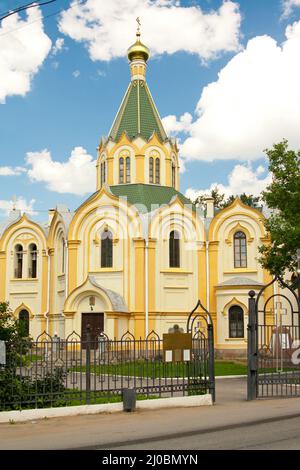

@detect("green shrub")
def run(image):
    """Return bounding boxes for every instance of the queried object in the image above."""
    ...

[0,367,67,411]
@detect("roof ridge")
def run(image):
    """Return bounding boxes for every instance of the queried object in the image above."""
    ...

[143,82,167,141]
[108,83,132,140]
[108,79,167,142]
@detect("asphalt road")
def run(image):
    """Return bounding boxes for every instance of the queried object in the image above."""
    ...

[99,414,300,450]
[2,378,300,450]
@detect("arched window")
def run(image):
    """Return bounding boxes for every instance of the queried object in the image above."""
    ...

[229,306,244,338]
[149,157,154,183]
[14,244,23,279]
[126,157,131,183]
[19,309,30,337]
[172,163,176,188]
[101,229,113,268]
[155,158,160,184]
[119,157,124,183]
[28,243,37,278]
[234,231,247,268]
[169,230,180,268]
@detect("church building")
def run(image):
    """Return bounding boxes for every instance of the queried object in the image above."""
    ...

[0,29,274,357]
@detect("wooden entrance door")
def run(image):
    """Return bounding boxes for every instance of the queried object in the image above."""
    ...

[81,313,104,349]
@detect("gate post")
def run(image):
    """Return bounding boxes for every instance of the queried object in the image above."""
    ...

[247,291,257,401]
[208,323,216,403]
[86,324,91,405]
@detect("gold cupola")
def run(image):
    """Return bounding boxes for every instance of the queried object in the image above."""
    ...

[127,19,150,80]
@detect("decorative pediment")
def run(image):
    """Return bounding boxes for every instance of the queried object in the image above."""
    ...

[225,223,254,246]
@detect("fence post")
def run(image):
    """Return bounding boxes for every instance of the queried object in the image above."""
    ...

[207,323,215,403]
[86,324,91,405]
[247,290,257,401]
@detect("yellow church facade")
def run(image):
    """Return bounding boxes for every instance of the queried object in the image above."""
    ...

[0,31,274,357]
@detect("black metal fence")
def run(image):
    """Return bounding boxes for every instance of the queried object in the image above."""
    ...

[0,328,214,411]
[248,276,300,400]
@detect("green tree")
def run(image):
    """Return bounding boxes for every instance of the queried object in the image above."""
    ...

[0,302,66,411]
[0,302,23,343]
[0,302,29,367]
[193,187,261,210]
[222,193,261,209]
[259,140,300,276]
[193,186,225,209]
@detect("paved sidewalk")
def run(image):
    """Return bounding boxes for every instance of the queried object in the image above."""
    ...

[1,378,300,450]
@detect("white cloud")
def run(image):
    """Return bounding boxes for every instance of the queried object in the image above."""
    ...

[166,21,300,162]
[51,38,65,55]
[97,69,106,78]
[185,164,272,201]
[51,61,59,70]
[72,69,80,78]
[26,147,96,195]
[0,8,52,103]
[0,166,26,176]
[282,0,300,17]
[0,197,36,216]
[59,0,241,62]
[162,112,193,136]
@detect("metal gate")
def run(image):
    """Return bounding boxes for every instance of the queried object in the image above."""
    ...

[1,309,215,410]
[248,276,300,399]
[187,300,215,402]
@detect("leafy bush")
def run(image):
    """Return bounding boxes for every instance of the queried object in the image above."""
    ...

[0,367,67,411]
[0,302,68,411]
[0,302,31,368]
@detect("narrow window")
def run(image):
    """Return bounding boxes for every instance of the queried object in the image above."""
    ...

[101,161,106,186]
[62,238,65,274]
[102,162,104,185]
[101,229,113,268]
[19,309,30,337]
[172,163,176,188]
[234,231,247,268]
[229,306,244,338]
[169,230,180,268]
[155,158,160,184]
[28,243,37,278]
[119,157,124,183]
[14,244,23,279]
[149,157,154,183]
[126,157,131,183]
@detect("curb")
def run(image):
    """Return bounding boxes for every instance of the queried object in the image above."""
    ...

[0,394,212,424]
[215,374,247,380]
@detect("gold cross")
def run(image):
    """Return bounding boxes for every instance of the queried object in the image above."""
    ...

[136,17,141,33]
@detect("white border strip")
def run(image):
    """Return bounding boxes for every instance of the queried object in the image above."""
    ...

[0,394,212,424]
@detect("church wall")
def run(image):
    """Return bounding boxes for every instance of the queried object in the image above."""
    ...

[149,202,205,336]
[65,190,142,338]
[1,220,48,338]
[112,145,136,185]
[208,201,273,355]
[0,199,282,358]
[216,214,264,285]
[144,146,166,186]
[48,217,68,337]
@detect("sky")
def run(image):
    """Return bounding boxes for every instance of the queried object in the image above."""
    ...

[0,0,300,221]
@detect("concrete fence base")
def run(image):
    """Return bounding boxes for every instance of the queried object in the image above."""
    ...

[0,394,212,424]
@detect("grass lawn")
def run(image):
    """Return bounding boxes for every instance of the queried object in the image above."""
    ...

[215,361,247,376]
[62,393,159,407]
[71,360,248,377]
